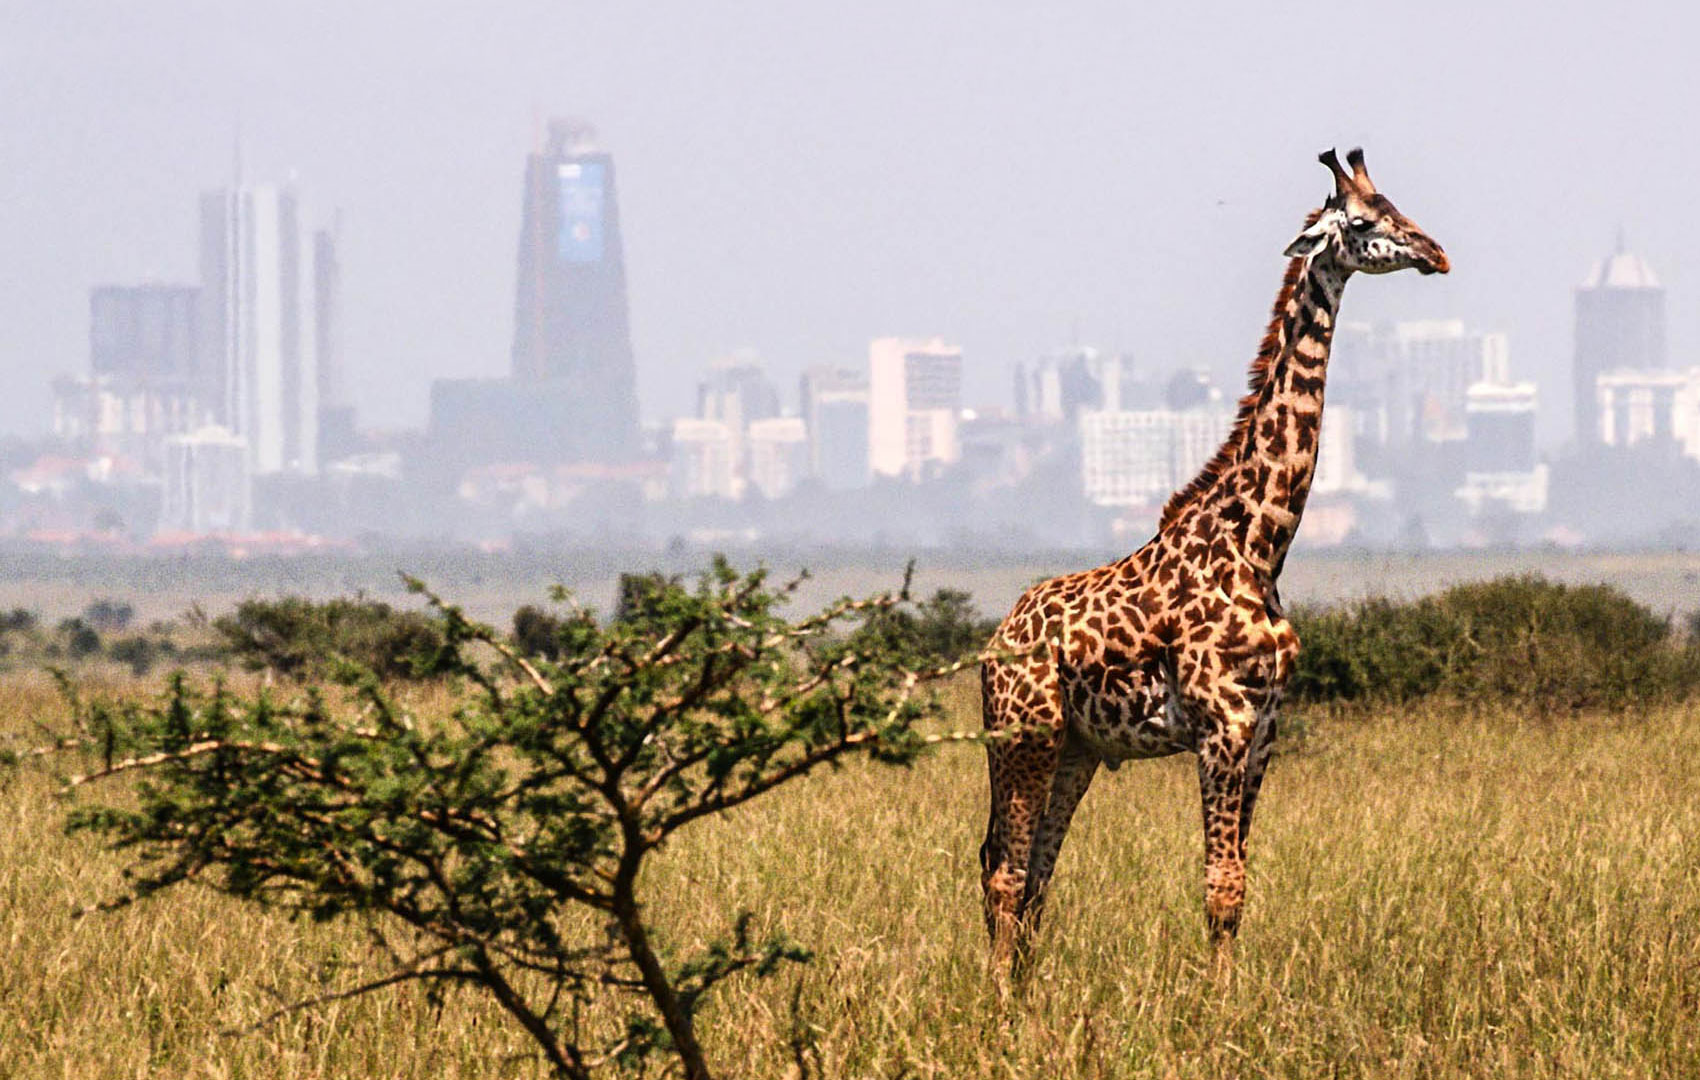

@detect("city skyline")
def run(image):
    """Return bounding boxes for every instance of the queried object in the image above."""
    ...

[4,3,1696,450]
[19,119,1696,552]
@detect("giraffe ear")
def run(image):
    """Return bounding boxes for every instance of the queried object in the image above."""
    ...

[1283,212,1341,258]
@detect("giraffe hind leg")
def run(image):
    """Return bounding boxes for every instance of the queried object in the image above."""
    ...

[1014,732,1100,971]
[980,664,1065,975]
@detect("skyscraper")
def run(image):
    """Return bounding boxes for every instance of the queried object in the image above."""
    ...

[199,184,319,475]
[1574,237,1665,445]
[510,119,640,462]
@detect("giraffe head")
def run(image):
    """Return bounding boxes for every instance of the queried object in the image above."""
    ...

[1284,148,1449,276]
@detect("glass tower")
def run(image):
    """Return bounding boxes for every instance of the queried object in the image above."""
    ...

[509,119,640,463]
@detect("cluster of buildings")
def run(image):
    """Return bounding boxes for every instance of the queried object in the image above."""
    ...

[38,181,349,537]
[8,119,1700,552]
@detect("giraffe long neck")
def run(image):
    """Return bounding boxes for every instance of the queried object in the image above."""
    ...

[1224,252,1349,580]
[1157,248,1352,584]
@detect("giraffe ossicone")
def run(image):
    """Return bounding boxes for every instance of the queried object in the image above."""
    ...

[978,147,1448,975]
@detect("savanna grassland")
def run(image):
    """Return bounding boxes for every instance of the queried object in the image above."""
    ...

[5,667,1699,1079]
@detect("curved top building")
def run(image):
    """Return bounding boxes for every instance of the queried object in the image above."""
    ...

[1574,234,1665,444]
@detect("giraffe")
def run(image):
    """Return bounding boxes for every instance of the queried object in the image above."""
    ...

[979,148,1448,973]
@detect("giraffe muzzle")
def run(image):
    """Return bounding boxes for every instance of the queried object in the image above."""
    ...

[1417,246,1450,275]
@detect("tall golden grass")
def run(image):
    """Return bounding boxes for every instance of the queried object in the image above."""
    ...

[4,669,1698,1078]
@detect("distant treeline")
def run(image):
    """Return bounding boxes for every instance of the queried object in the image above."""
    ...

[5,573,1697,713]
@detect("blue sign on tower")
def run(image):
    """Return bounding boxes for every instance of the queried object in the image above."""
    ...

[556,162,606,264]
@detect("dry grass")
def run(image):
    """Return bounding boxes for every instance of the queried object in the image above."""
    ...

[4,669,1699,1078]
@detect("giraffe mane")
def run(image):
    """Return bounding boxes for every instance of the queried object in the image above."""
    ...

[1157,209,1323,530]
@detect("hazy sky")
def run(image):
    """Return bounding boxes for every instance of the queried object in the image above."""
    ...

[4,1,1694,446]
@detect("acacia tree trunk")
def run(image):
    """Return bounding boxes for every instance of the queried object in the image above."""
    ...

[615,891,713,1080]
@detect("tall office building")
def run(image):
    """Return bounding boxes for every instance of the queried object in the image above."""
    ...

[200,184,318,475]
[669,418,738,499]
[510,119,640,462]
[799,365,870,488]
[1457,382,1548,515]
[1574,238,1665,444]
[698,358,780,430]
[868,337,963,481]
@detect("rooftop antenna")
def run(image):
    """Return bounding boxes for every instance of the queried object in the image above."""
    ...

[548,117,599,157]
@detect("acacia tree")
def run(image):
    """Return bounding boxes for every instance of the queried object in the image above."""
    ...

[21,561,982,1080]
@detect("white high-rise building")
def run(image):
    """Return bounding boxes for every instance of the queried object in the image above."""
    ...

[200,184,318,476]
[868,337,962,481]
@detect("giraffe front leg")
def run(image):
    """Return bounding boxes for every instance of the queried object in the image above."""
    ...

[1237,708,1279,859]
[1196,724,1253,947]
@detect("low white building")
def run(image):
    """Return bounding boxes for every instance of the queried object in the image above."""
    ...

[1312,405,1373,495]
[1454,380,1547,515]
[1596,368,1700,460]
[745,417,809,499]
[669,418,738,500]
[160,425,250,533]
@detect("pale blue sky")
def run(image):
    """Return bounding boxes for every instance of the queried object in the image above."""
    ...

[4,1,1694,446]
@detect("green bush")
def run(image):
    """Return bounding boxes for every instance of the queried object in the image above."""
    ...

[82,598,135,632]
[1289,575,1700,713]
[212,595,447,681]
[56,618,102,659]
[106,635,178,677]
[510,602,567,660]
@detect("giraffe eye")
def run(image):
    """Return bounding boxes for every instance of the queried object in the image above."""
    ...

[1349,217,1374,232]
